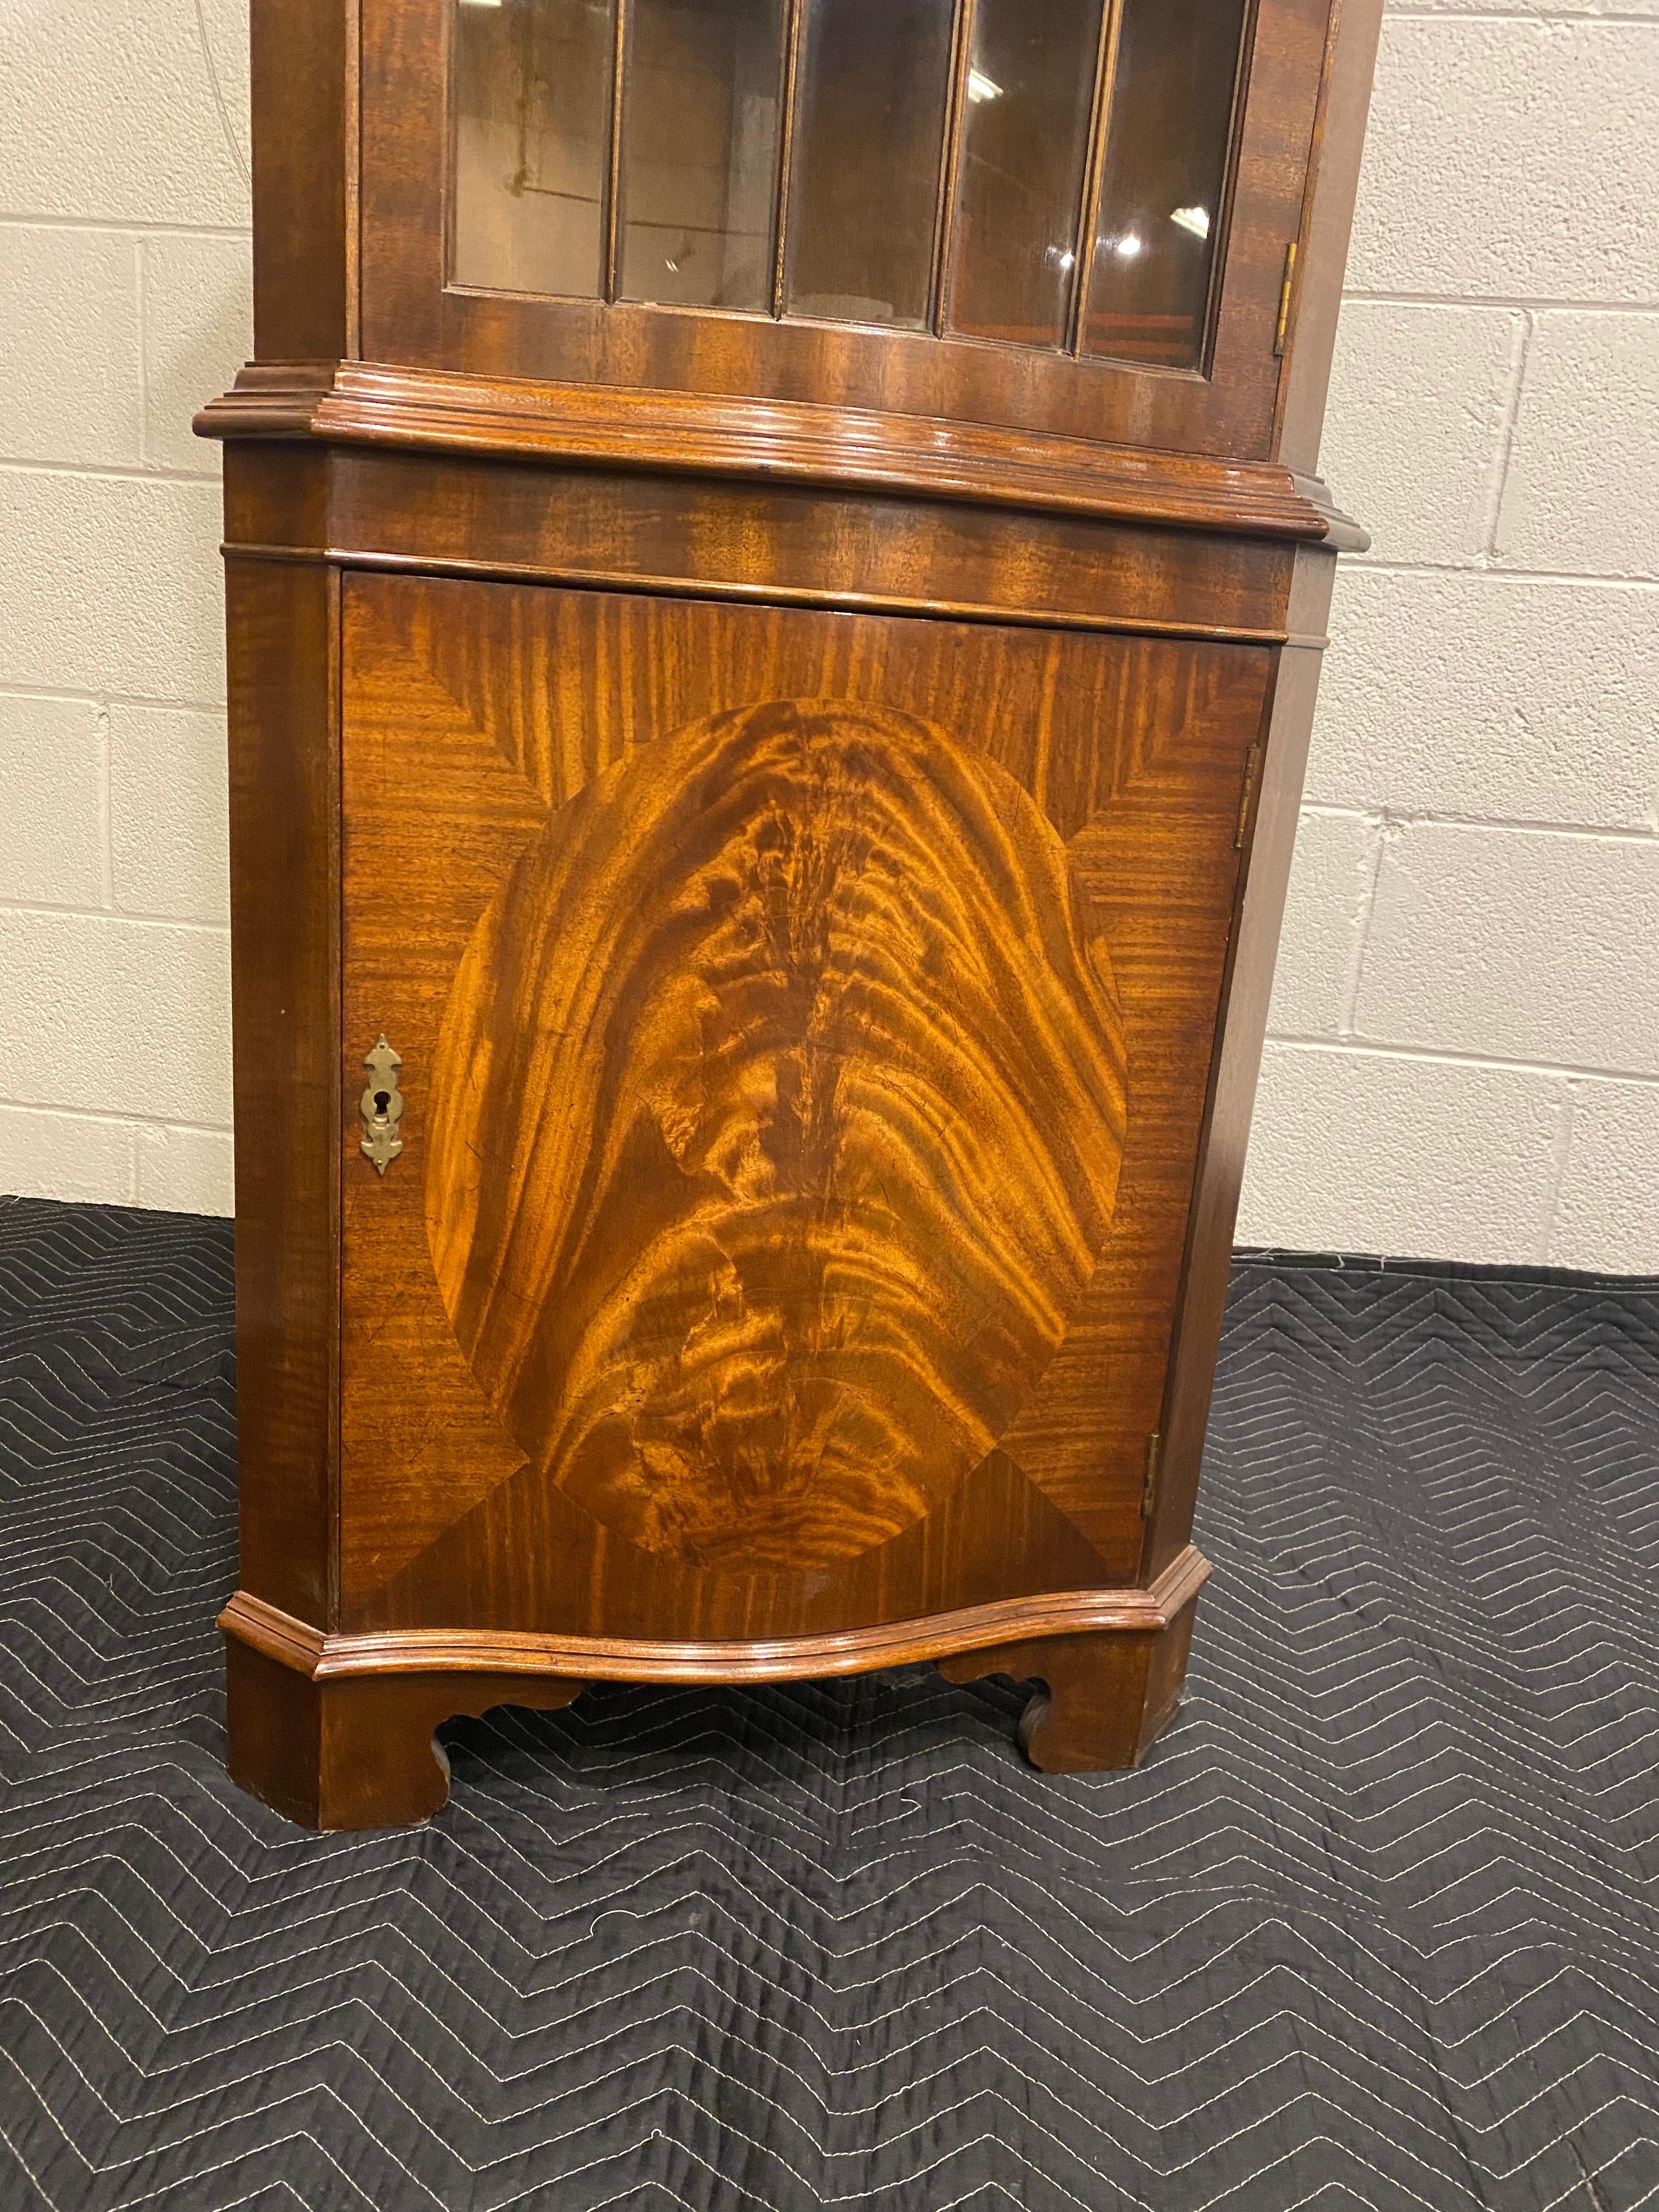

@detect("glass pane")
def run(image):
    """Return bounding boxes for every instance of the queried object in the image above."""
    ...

[946,0,1104,349]
[786,0,956,329]
[1081,0,1249,369]
[451,0,616,298]
[618,0,786,311]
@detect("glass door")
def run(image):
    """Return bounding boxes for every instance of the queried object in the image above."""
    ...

[450,0,1253,373]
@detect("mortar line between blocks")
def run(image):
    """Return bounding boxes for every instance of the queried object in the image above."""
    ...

[0,216,251,239]
[1264,1036,1659,1088]
[95,700,114,912]
[1347,563,1659,589]
[1342,289,1659,313]
[0,457,223,487]
[1387,6,1659,25]
[1339,817,1390,1039]
[0,1101,232,1139]
[0,685,227,713]
[1299,807,1659,845]
[0,900,228,935]
[136,233,153,475]
[1542,1081,1581,1267]
[1480,309,1534,561]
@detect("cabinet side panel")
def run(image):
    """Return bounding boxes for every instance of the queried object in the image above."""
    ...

[251,0,358,360]
[227,551,342,1627]
[1148,548,1336,1573]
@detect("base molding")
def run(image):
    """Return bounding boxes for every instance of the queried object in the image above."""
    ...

[219,1551,1209,1828]
[221,1547,1209,1684]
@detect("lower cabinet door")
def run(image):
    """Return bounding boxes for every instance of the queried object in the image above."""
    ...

[336,572,1269,1640]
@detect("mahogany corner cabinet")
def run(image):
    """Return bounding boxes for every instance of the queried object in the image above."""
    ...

[200,0,1380,1830]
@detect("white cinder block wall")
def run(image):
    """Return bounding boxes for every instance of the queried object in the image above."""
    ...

[1,1,1656,1269]
[1235,0,1659,1269]
[1,0,250,1216]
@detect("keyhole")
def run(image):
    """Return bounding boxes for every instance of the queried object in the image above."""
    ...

[373,1091,391,1118]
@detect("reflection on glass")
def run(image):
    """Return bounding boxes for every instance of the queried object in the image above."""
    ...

[618,0,786,310]
[452,0,616,298]
[1081,0,1249,369]
[786,0,956,329]
[946,0,1104,349]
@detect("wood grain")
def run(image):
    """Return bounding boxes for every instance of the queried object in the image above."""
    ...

[937,1572,1201,1770]
[427,698,1128,1572]
[223,555,341,1629]
[1274,0,1386,472]
[222,1544,1209,1681]
[248,0,358,362]
[1150,544,1336,1578]
[200,362,1350,545]
[222,1544,1206,1824]
[337,574,1262,1634]
[224,1638,581,1831]
[221,440,1301,648]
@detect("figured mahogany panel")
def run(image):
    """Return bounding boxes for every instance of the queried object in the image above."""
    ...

[338,573,1267,1638]
[427,699,1127,1571]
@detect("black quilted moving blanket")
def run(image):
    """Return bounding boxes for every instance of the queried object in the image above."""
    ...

[1,1195,1655,2210]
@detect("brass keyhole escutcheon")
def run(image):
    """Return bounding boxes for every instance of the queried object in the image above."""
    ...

[359,1035,404,1175]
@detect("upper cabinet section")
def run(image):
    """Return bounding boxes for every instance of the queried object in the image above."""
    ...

[250,0,1367,465]
[449,0,1248,366]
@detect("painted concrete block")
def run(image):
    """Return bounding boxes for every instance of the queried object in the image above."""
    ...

[1237,1044,1564,1263]
[1322,302,1517,566]
[110,704,230,925]
[142,231,253,473]
[136,1123,235,1216]
[1348,21,1659,301]
[1310,571,1659,832]
[1498,314,1659,580]
[0,910,232,1125]
[0,1105,134,1206]
[1550,1079,1659,1273]
[1266,809,1378,1039]
[0,227,143,466]
[0,469,225,704]
[1359,822,1659,1074]
[0,694,105,910]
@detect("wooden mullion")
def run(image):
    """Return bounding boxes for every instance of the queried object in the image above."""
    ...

[929,0,978,337]
[771,0,807,318]
[603,0,629,301]
[1066,0,1126,357]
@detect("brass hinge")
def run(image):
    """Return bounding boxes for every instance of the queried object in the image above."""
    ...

[1141,1430,1163,1520]
[1235,740,1263,849]
[1272,240,1298,358]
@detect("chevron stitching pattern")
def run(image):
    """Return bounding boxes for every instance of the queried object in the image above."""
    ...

[1,1197,1656,2210]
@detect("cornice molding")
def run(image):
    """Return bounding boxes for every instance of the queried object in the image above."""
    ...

[221,1545,1211,1686]
[198,362,1366,548]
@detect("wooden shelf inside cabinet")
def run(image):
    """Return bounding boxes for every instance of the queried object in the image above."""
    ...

[206,0,1381,1829]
